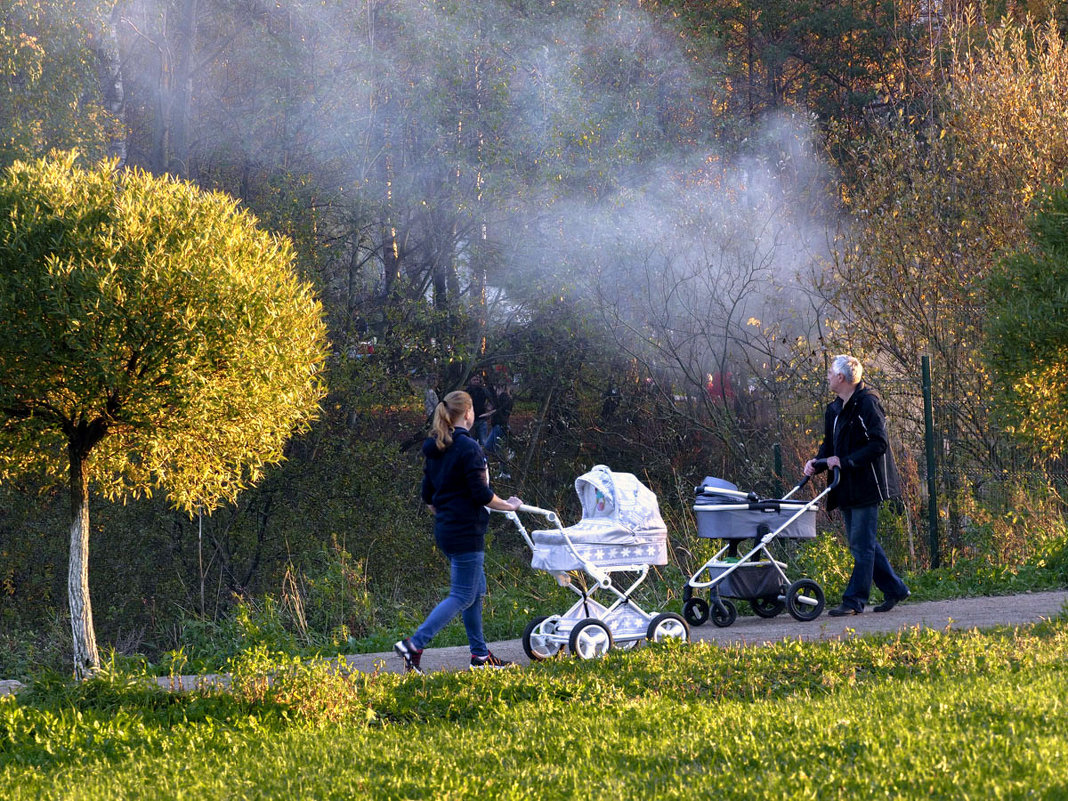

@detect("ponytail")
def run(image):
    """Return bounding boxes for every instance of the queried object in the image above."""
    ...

[431,391,473,450]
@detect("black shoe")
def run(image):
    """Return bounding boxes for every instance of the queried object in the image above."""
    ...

[828,604,861,617]
[470,651,516,670]
[394,638,424,674]
[873,591,911,613]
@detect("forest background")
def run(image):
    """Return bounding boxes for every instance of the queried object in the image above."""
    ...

[2,0,1068,679]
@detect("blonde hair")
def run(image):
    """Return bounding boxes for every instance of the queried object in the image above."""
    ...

[431,390,472,450]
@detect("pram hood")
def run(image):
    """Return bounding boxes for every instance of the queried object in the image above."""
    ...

[530,465,668,572]
[573,465,667,537]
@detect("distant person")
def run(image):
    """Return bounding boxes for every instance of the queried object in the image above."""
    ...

[600,383,620,422]
[485,384,514,476]
[465,373,494,445]
[423,378,439,420]
[804,354,910,616]
[394,391,521,673]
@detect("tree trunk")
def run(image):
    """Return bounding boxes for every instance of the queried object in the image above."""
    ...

[169,0,199,178]
[68,445,100,678]
[95,4,128,167]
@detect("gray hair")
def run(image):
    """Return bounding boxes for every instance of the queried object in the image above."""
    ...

[831,354,863,384]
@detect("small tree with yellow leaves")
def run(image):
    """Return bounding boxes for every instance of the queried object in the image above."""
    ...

[0,153,329,677]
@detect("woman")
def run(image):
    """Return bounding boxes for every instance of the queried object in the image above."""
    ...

[394,391,522,673]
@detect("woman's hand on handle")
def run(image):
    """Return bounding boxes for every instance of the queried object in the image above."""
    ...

[488,494,523,512]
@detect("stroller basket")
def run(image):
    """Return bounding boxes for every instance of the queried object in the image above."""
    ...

[707,561,783,598]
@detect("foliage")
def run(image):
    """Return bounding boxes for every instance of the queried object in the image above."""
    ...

[1,622,1067,797]
[0,151,329,510]
[822,16,1068,555]
[0,151,329,673]
[985,183,1068,457]
[0,0,120,167]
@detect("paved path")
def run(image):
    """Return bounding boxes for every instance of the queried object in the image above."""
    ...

[341,588,1068,676]
[2,589,1065,695]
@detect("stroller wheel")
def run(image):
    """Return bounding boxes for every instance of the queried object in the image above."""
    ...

[568,618,614,660]
[683,597,709,627]
[785,579,826,621]
[751,595,786,618]
[647,612,689,643]
[522,616,564,661]
[710,599,738,628]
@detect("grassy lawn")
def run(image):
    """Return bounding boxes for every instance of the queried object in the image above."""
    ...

[2,621,1067,799]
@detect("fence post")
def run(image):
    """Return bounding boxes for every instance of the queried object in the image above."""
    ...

[922,355,940,569]
[773,442,783,497]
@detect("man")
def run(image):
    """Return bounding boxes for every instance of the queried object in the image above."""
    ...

[464,373,494,446]
[804,355,910,616]
[485,384,514,477]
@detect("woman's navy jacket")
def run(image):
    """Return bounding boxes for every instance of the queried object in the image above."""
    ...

[421,427,495,555]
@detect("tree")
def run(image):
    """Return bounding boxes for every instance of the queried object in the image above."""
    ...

[825,18,1068,463]
[985,183,1068,457]
[0,0,122,167]
[0,152,329,676]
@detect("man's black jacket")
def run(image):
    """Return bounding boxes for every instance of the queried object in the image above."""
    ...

[814,383,900,511]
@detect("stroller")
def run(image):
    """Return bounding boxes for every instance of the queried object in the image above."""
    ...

[681,463,840,627]
[497,465,689,660]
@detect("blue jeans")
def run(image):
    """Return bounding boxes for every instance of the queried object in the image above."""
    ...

[411,550,488,656]
[840,504,909,611]
[484,424,505,454]
[474,419,491,446]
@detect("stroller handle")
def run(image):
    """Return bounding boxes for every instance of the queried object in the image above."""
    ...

[491,503,562,528]
[796,460,840,492]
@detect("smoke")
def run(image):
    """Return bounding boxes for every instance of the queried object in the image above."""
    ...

[110,0,834,377]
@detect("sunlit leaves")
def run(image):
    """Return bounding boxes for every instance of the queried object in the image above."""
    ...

[0,151,330,513]
[0,0,119,166]
[985,183,1068,457]
[827,16,1068,466]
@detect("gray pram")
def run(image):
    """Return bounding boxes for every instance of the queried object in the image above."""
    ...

[497,465,689,660]
[682,465,839,627]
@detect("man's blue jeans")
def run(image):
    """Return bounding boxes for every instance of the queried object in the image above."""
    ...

[411,550,488,657]
[840,504,909,611]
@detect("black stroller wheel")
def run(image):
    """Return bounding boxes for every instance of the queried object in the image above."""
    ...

[785,579,825,621]
[710,599,737,628]
[751,595,786,618]
[683,597,709,627]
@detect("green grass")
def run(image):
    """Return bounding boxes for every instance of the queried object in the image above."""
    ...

[2,619,1067,799]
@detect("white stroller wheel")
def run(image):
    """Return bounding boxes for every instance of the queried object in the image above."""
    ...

[646,612,689,643]
[568,618,614,660]
[522,615,565,661]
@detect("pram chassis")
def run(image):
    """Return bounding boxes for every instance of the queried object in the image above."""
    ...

[683,465,840,627]
[498,504,689,660]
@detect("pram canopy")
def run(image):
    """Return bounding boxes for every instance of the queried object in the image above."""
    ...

[694,476,816,540]
[531,465,669,572]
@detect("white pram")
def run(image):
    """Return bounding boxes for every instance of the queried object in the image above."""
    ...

[498,465,689,660]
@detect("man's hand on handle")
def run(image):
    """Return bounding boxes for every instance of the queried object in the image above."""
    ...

[804,456,841,476]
